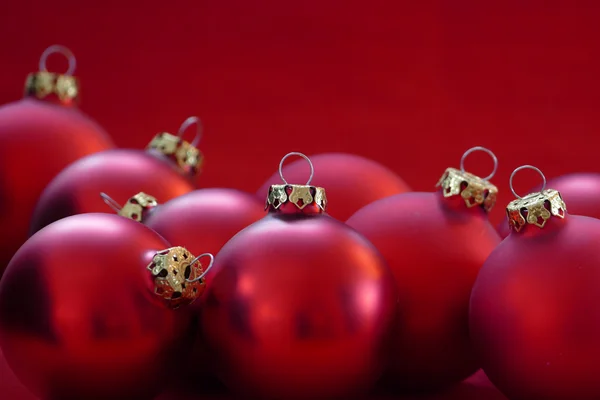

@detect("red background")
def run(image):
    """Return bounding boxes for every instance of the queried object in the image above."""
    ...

[2,1,600,225]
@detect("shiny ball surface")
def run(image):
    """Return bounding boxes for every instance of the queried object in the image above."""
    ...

[346,192,502,391]
[0,98,114,276]
[471,215,600,400]
[201,213,397,400]
[0,214,191,400]
[256,153,411,222]
[30,149,196,234]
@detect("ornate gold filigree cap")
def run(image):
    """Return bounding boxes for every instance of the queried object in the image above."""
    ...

[147,248,214,309]
[100,192,159,222]
[24,45,80,104]
[506,165,567,233]
[147,116,204,176]
[435,146,499,212]
[265,152,327,213]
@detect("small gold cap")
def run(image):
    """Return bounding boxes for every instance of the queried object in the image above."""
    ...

[266,184,327,213]
[118,192,158,222]
[436,167,498,212]
[24,71,79,104]
[147,132,203,176]
[147,247,210,309]
[506,189,567,232]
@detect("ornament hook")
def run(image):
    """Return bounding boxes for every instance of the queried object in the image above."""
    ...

[279,152,314,185]
[99,192,122,213]
[460,146,498,181]
[177,116,203,147]
[187,253,215,283]
[509,165,547,199]
[39,45,77,76]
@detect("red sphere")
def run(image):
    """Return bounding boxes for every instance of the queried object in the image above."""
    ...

[497,173,600,238]
[0,214,191,400]
[0,347,36,400]
[256,153,411,221]
[346,191,502,391]
[30,149,196,234]
[0,98,114,276]
[145,188,265,270]
[201,212,397,400]
[470,214,600,400]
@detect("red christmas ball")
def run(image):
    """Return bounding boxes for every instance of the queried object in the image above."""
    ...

[0,348,36,400]
[346,148,502,392]
[29,115,205,234]
[470,168,600,400]
[145,188,265,273]
[0,213,192,400]
[201,153,397,400]
[256,152,410,222]
[497,172,600,238]
[0,46,114,276]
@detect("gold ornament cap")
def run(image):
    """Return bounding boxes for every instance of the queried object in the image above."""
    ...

[101,192,159,222]
[436,146,499,212]
[147,248,214,309]
[265,152,327,214]
[147,116,204,176]
[24,45,80,105]
[506,165,567,233]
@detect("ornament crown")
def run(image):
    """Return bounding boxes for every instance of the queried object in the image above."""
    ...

[100,192,158,223]
[25,45,79,104]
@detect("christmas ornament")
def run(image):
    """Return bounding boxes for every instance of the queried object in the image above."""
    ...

[0,213,193,400]
[144,188,266,269]
[0,45,114,276]
[497,172,600,238]
[346,146,503,392]
[201,152,397,400]
[0,348,36,400]
[470,165,600,400]
[256,152,411,221]
[29,116,203,234]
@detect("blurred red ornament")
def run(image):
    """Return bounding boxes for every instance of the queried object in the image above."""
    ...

[346,147,502,392]
[256,152,411,222]
[145,188,265,274]
[201,152,397,400]
[471,165,600,400]
[497,172,600,238]
[0,348,36,400]
[0,45,114,276]
[0,213,193,400]
[29,116,205,234]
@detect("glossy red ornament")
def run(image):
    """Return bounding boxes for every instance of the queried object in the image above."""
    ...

[470,166,600,400]
[201,153,397,400]
[256,152,411,222]
[0,45,114,276]
[346,147,502,392]
[497,172,600,238]
[29,116,205,234]
[145,188,266,272]
[0,213,192,400]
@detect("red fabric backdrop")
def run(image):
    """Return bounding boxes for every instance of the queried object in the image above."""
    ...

[1,1,600,225]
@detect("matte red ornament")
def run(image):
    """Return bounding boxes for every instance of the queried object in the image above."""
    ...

[201,152,397,400]
[0,213,193,400]
[346,146,502,392]
[497,172,600,238]
[0,45,114,276]
[29,116,205,235]
[0,348,36,400]
[470,165,600,400]
[256,152,411,222]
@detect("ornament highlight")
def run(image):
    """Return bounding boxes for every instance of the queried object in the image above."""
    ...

[201,152,397,400]
[470,165,600,400]
[346,146,502,392]
[0,45,114,276]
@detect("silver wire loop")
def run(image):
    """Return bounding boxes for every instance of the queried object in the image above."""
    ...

[99,192,122,213]
[39,45,76,76]
[460,146,498,181]
[509,165,547,199]
[177,116,203,147]
[278,152,314,185]
[187,253,215,283]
